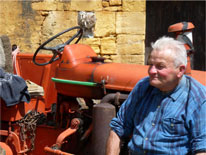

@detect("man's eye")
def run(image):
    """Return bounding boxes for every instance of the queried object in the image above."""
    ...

[156,65,164,69]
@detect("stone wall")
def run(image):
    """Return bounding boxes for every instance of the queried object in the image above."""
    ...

[0,0,145,64]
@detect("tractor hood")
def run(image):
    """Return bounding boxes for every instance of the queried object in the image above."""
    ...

[53,44,205,99]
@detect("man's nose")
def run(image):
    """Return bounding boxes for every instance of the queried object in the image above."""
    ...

[148,65,157,74]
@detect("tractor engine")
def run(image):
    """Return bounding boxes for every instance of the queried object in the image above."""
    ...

[46,43,149,154]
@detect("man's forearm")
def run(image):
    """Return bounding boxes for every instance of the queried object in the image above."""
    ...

[106,130,121,155]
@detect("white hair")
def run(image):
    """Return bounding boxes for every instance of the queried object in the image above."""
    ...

[151,36,187,67]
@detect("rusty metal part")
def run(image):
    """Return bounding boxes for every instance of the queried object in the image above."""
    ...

[70,118,82,129]
[91,103,116,155]
[44,146,74,155]
[55,127,77,149]
[100,92,129,106]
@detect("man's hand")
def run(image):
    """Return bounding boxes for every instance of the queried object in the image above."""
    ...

[106,130,121,155]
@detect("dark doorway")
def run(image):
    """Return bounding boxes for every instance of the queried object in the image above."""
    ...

[145,1,205,71]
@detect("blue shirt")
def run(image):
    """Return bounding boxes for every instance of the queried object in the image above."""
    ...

[110,75,206,154]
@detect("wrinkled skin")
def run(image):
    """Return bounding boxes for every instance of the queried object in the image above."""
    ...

[148,49,185,92]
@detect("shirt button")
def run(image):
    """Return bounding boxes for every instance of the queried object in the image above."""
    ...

[145,137,148,140]
[152,123,155,126]
[171,123,174,127]
[157,105,160,108]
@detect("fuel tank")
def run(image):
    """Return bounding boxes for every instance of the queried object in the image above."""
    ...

[54,44,206,99]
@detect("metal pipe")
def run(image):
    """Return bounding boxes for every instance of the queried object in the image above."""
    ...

[44,146,74,155]
[100,92,129,106]
[91,103,116,155]
[55,128,77,148]
[52,77,98,87]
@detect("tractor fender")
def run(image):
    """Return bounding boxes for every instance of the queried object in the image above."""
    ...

[0,142,13,155]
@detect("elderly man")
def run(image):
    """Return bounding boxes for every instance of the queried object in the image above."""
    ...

[106,36,206,155]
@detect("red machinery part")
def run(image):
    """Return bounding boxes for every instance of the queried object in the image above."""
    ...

[55,127,77,148]
[0,142,13,155]
[168,22,195,32]
[44,127,77,155]
[0,130,21,154]
[44,146,74,155]
[168,22,195,75]
[54,44,149,99]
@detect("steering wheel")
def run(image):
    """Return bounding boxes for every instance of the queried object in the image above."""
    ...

[33,26,83,66]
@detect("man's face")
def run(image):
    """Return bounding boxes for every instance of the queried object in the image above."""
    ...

[148,49,181,92]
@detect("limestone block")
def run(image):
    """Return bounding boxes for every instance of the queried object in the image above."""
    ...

[122,0,146,12]
[111,54,144,64]
[70,0,102,11]
[102,55,111,59]
[116,34,145,56]
[0,2,41,53]
[105,59,113,62]
[94,12,115,37]
[27,43,40,54]
[109,0,122,6]
[31,2,57,11]
[56,2,71,10]
[117,41,144,55]
[103,55,113,62]
[102,6,122,12]
[121,55,145,64]
[80,38,101,45]
[42,11,78,38]
[117,34,145,44]
[102,1,109,7]
[30,31,41,45]
[116,12,145,34]
[0,2,22,34]
[78,38,100,53]
[110,55,121,63]
[100,37,116,55]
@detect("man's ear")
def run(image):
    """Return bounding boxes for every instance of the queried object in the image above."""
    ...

[177,65,186,78]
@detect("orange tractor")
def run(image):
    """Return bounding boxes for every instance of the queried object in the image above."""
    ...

[0,22,205,155]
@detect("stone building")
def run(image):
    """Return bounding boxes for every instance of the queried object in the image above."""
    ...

[0,0,145,65]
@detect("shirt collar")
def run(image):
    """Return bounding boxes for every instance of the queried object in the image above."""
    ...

[169,75,187,101]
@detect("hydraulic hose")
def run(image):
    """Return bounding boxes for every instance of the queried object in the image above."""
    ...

[51,77,98,87]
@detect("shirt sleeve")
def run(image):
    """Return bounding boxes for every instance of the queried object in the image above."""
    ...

[190,101,206,153]
[110,77,148,138]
